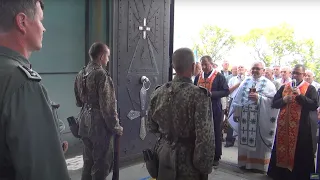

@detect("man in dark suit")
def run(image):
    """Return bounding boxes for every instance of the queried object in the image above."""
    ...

[194,56,230,166]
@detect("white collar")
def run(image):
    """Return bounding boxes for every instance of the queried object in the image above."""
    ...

[201,69,216,79]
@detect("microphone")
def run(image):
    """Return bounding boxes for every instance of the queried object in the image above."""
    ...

[292,79,297,88]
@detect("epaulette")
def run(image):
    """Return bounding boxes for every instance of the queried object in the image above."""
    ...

[155,82,171,90]
[198,86,210,97]
[18,65,41,81]
[155,85,161,90]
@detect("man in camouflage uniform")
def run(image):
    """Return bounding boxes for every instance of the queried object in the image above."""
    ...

[0,0,70,179]
[74,42,123,180]
[147,48,215,180]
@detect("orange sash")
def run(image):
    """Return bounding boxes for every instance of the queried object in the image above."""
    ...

[276,81,309,171]
[197,70,217,91]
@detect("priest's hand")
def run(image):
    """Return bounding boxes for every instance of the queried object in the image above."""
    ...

[283,95,293,103]
[248,92,259,102]
[292,88,300,95]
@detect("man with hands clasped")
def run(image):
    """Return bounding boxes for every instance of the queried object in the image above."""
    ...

[194,56,230,166]
[227,61,279,173]
[282,87,301,103]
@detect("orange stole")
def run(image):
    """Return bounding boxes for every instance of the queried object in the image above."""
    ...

[276,81,309,171]
[197,71,217,91]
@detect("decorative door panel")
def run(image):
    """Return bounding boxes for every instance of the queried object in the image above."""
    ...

[112,0,170,162]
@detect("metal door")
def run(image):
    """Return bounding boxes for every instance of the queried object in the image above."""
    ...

[111,0,171,163]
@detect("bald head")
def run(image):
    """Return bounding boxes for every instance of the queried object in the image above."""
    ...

[89,42,108,60]
[281,66,291,72]
[305,69,315,83]
[264,67,273,80]
[280,66,291,80]
[231,65,238,75]
[251,61,265,78]
[172,48,195,74]
[88,42,110,65]
[306,69,315,77]
[252,61,265,69]
[222,60,229,70]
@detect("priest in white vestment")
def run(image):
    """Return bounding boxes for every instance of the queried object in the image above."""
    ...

[228,61,279,173]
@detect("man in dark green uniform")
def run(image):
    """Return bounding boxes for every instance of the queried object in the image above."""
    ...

[0,0,70,179]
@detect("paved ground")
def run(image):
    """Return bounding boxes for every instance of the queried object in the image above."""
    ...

[66,136,272,180]
[67,156,270,180]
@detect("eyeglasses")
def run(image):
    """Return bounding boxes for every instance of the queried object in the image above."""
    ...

[280,71,287,73]
[292,71,303,75]
[251,67,262,71]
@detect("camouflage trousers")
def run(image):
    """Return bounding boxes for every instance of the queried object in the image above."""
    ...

[81,137,114,180]
[156,138,208,180]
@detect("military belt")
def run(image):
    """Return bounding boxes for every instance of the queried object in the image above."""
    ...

[84,103,100,110]
[160,134,196,146]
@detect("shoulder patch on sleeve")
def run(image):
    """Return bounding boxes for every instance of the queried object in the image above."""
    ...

[198,86,210,97]
[18,65,42,81]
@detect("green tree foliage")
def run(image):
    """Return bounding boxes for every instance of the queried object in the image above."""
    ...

[239,28,273,66]
[240,23,297,67]
[193,25,235,62]
[193,23,320,81]
[264,23,297,66]
[291,39,320,82]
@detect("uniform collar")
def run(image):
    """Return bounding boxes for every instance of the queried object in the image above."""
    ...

[0,46,31,68]
[173,75,193,83]
[87,61,103,70]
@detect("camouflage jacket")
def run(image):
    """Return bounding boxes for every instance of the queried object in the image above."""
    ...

[74,61,121,137]
[147,76,215,178]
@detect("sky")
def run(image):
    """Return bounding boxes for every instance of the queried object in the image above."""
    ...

[173,0,320,67]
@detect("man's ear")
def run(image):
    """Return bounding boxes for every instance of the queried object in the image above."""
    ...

[99,53,105,61]
[191,62,196,75]
[15,13,28,34]
[192,62,195,69]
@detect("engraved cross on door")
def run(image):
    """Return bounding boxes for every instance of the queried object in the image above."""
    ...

[138,18,151,39]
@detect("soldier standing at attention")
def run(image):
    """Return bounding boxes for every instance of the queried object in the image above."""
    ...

[74,42,123,180]
[0,0,70,179]
[147,48,215,180]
